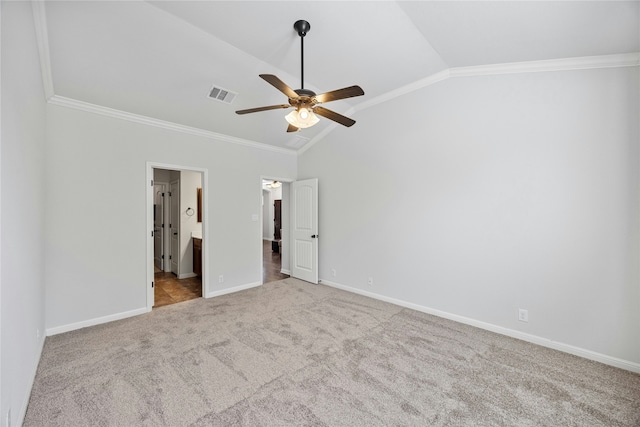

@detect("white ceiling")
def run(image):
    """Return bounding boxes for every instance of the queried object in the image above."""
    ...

[42,1,639,151]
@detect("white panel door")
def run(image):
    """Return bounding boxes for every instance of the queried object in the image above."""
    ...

[153,184,166,270]
[291,178,318,284]
[170,180,180,275]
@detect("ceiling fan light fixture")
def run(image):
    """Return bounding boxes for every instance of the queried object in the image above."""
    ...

[235,20,364,132]
[285,107,319,128]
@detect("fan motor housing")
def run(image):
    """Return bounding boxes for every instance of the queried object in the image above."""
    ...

[295,89,316,97]
[294,20,310,36]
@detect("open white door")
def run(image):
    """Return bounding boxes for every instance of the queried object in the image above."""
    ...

[291,178,318,284]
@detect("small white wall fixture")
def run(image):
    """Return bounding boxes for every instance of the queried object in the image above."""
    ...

[147,162,209,310]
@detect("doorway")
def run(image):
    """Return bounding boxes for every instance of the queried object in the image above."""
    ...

[147,163,208,310]
[262,179,290,284]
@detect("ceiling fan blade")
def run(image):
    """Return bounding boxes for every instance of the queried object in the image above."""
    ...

[235,104,291,115]
[259,74,299,99]
[313,106,356,127]
[286,124,299,133]
[314,85,364,104]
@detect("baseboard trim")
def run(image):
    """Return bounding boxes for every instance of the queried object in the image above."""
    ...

[178,272,197,279]
[46,307,150,336]
[319,278,640,374]
[206,281,262,298]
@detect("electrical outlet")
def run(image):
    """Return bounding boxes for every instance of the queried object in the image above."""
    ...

[331,269,336,278]
[518,309,529,322]
[367,277,374,286]
[218,275,224,284]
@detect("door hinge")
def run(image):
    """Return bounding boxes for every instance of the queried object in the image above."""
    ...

[151,179,154,187]
[169,255,172,260]
[161,255,164,259]
[162,223,165,228]
[151,281,154,288]
[151,230,154,237]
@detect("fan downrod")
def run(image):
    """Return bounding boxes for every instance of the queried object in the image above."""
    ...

[294,20,310,37]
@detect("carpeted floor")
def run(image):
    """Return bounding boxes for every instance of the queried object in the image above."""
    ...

[25,278,640,426]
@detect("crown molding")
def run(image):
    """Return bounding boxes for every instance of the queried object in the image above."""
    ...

[299,52,639,155]
[31,0,54,101]
[298,121,340,156]
[48,96,297,156]
[29,1,638,155]
[351,53,640,116]
[449,52,640,78]
[354,69,451,114]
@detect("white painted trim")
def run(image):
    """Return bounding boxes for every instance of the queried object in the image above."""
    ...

[355,69,451,114]
[48,95,297,156]
[16,334,45,427]
[450,52,640,78]
[259,175,294,285]
[46,307,149,336]
[319,278,640,374]
[206,281,261,298]
[299,71,450,154]
[31,0,54,101]
[147,162,210,311]
[178,272,197,279]
[26,0,639,157]
[300,53,640,154]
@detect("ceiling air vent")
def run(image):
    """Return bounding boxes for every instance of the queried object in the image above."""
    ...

[208,85,236,104]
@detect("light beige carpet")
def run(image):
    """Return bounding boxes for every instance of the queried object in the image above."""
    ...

[25,278,640,426]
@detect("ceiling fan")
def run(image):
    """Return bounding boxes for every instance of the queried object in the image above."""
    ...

[235,20,364,133]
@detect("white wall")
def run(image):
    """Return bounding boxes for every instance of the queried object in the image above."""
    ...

[1,2,47,425]
[44,104,296,332]
[179,170,202,277]
[299,66,640,367]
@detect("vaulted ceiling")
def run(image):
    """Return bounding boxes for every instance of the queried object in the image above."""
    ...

[40,1,639,152]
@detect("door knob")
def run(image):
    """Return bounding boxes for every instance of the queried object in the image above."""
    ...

[311,234,318,238]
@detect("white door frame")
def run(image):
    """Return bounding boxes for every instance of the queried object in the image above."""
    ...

[147,162,209,311]
[260,176,293,283]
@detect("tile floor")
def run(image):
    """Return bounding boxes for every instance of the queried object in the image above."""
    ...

[153,272,202,308]
[153,240,289,309]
